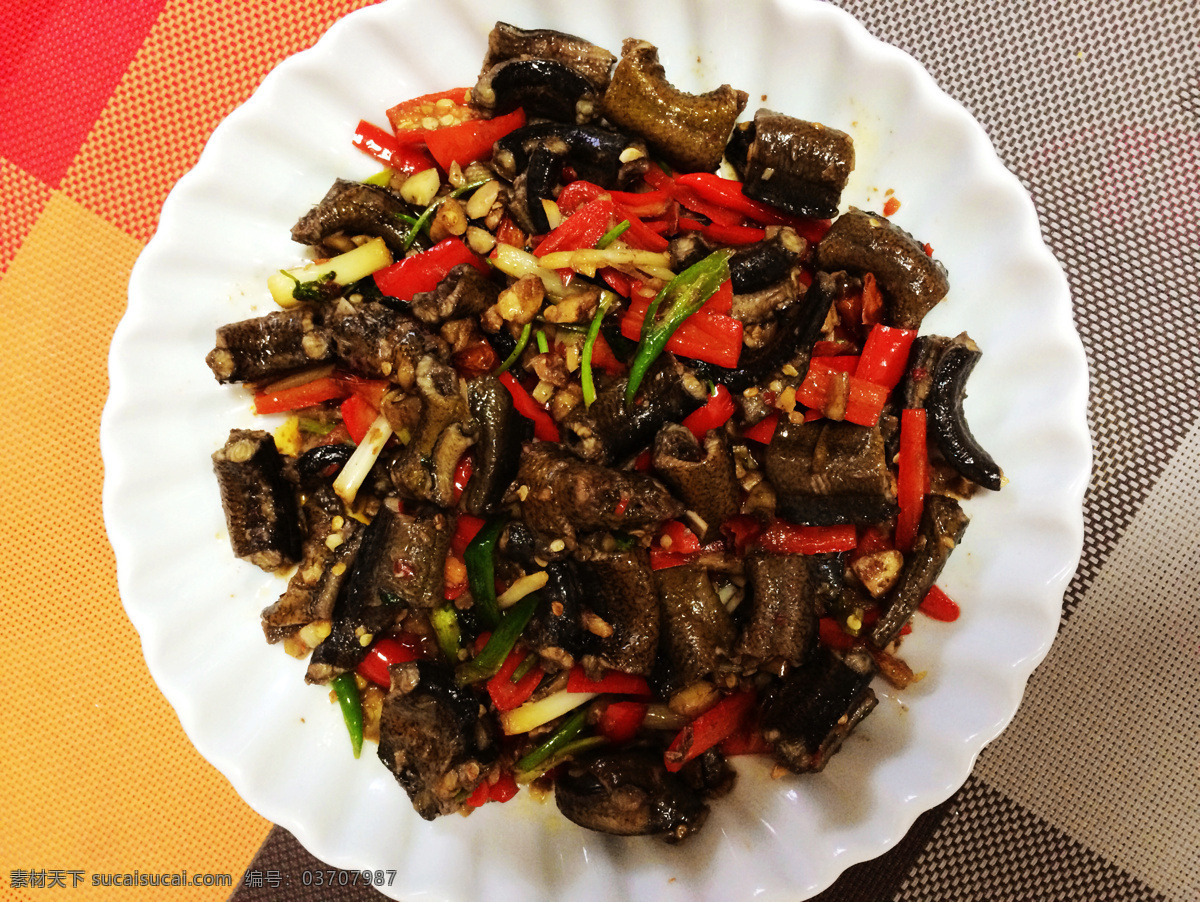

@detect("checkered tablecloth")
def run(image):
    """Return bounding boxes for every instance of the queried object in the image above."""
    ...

[3,1,1196,900]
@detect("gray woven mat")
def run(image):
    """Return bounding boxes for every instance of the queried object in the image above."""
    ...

[231,1,1200,899]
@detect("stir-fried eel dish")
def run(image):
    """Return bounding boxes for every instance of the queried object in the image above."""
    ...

[207,23,1004,842]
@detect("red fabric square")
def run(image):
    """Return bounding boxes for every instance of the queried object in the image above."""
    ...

[0,0,166,186]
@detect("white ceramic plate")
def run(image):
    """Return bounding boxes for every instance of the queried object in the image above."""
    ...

[102,1,1090,899]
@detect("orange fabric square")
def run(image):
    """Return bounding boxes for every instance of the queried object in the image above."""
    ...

[62,0,380,242]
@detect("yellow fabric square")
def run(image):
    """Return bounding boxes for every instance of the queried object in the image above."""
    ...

[0,192,270,898]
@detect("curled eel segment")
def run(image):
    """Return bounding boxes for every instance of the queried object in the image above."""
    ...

[600,39,747,173]
[927,333,1004,491]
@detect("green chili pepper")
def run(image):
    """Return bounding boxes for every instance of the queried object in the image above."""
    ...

[463,517,507,629]
[401,177,490,253]
[513,708,589,773]
[430,603,462,662]
[454,591,540,686]
[330,673,363,759]
[581,290,619,408]
[515,735,608,783]
[494,322,532,376]
[624,248,734,407]
[535,329,549,354]
[595,219,631,249]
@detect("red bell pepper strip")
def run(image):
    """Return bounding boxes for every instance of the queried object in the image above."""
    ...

[386,87,477,140]
[424,107,526,170]
[699,278,733,315]
[649,548,701,570]
[498,371,560,441]
[894,408,928,551]
[620,296,742,368]
[741,412,779,444]
[356,634,425,687]
[681,384,735,439]
[464,779,491,808]
[340,393,379,445]
[373,238,488,301]
[566,666,652,697]
[450,513,486,558]
[719,720,774,756]
[589,331,626,376]
[701,222,767,245]
[664,690,756,773]
[818,616,860,651]
[857,324,917,391]
[486,647,544,712]
[534,195,616,256]
[352,120,437,175]
[452,453,473,504]
[253,376,348,414]
[757,520,858,555]
[657,519,702,554]
[489,770,520,802]
[674,172,835,242]
[720,514,763,556]
[612,206,669,251]
[797,358,889,427]
[919,585,961,622]
[598,701,649,743]
[600,267,633,297]
[855,524,895,556]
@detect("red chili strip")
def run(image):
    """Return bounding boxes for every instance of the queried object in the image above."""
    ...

[757,520,858,555]
[664,691,756,773]
[498,372,560,442]
[919,585,961,622]
[566,666,652,697]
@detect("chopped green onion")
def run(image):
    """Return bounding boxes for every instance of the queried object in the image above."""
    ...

[494,322,532,376]
[297,417,338,436]
[513,708,589,773]
[514,735,607,783]
[330,673,363,759]
[535,329,549,354]
[430,603,462,662]
[454,591,540,686]
[595,219,631,249]
[363,168,393,186]
[625,248,734,407]
[510,651,541,683]
[581,290,619,408]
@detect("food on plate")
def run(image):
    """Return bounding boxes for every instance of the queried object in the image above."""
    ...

[207,21,1004,842]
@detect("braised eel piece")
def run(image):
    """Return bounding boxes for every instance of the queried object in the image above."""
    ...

[409,264,502,328]
[493,122,649,233]
[206,307,332,384]
[377,661,498,820]
[480,23,617,91]
[391,356,476,508]
[260,484,363,643]
[760,645,877,773]
[653,564,736,689]
[306,501,452,683]
[815,208,949,330]
[927,333,1004,491]
[516,444,684,553]
[463,375,531,517]
[328,300,447,388]
[764,419,897,525]
[475,58,601,124]
[501,522,588,666]
[651,423,738,541]
[212,429,301,571]
[870,493,969,648]
[725,110,855,220]
[563,354,707,465]
[705,269,836,394]
[290,178,415,257]
[555,748,708,842]
[734,552,818,675]
[601,39,747,174]
[576,538,660,677]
